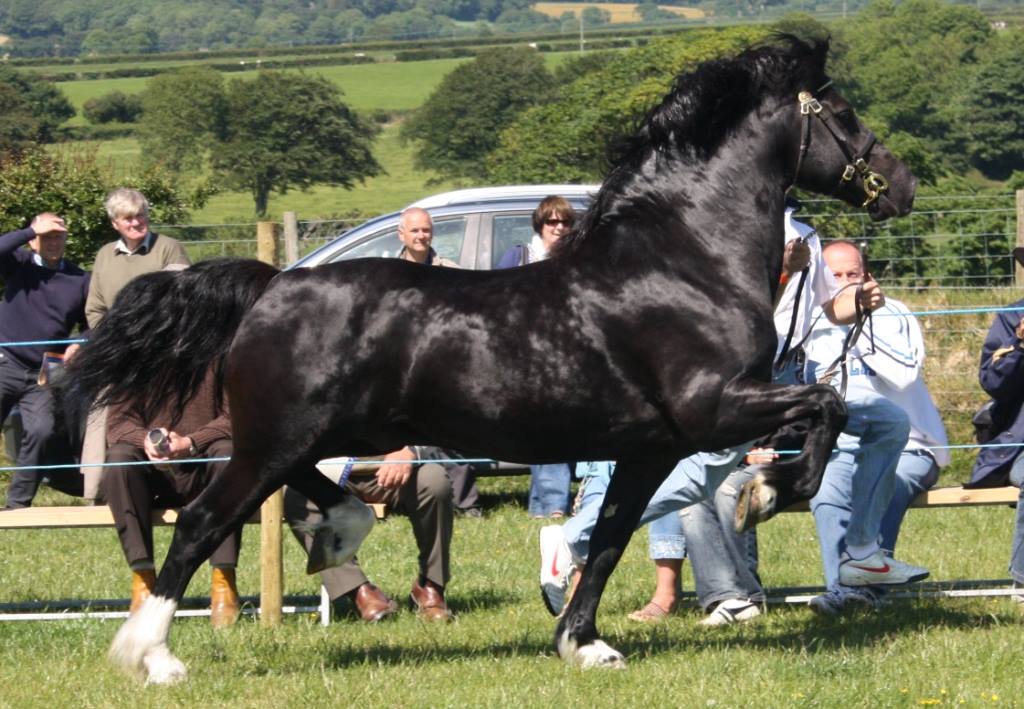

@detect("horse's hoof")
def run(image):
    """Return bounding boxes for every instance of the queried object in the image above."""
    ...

[109,595,179,679]
[557,630,627,669]
[306,495,375,574]
[143,645,188,685]
[734,476,777,533]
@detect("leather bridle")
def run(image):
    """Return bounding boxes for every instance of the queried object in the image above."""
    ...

[791,81,890,209]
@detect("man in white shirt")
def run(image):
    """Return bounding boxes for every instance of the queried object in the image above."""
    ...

[804,240,946,614]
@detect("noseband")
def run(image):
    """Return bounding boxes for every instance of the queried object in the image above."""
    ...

[791,81,890,208]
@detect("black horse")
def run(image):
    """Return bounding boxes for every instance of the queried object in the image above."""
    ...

[68,36,915,681]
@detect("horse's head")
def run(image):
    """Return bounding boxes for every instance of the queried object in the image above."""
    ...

[789,81,916,221]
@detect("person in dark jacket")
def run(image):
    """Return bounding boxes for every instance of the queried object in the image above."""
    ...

[969,249,1024,594]
[0,213,89,509]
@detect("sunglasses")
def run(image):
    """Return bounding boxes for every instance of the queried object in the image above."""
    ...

[544,218,573,226]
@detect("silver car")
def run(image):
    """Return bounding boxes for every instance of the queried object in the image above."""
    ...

[292,184,598,270]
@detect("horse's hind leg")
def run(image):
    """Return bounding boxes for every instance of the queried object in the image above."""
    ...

[713,378,847,531]
[556,459,673,669]
[108,453,372,685]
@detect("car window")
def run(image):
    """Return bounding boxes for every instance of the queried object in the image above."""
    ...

[431,217,468,262]
[328,216,468,263]
[491,214,535,268]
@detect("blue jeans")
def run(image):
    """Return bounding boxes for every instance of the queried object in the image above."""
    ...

[810,394,910,590]
[562,447,747,566]
[1007,455,1024,584]
[679,467,764,609]
[529,463,573,517]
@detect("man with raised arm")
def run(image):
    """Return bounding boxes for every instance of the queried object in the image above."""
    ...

[0,213,89,509]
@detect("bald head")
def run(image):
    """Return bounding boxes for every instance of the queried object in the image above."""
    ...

[823,241,865,288]
[398,207,433,263]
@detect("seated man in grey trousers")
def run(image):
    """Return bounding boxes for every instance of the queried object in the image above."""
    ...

[285,444,455,622]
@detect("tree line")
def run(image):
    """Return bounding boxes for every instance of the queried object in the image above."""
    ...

[3,0,1019,57]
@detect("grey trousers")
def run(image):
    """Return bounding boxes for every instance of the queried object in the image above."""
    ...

[1,354,81,508]
[284,462,453,599]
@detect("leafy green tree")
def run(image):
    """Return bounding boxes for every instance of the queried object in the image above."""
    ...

[0,65,74,153]
[401,46,553,181]
[210,71,381,216]
[136,67,227,174]
[83,91,144,124]
[486,26,763,183]
[948,32,1024,180]
[0,147,205,267]
[833,0,991,161]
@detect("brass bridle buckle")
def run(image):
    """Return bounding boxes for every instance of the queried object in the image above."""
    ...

[849,158,890,207]
[798,91,822,115]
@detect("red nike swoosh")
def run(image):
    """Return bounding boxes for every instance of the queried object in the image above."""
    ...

[551,550,561,577]
[850,562,890,573]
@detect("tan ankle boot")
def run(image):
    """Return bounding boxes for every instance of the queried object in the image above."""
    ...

[130,569,157,614]
[210,567,240,629]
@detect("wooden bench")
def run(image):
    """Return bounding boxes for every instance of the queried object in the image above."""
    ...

[782,484,1019,512]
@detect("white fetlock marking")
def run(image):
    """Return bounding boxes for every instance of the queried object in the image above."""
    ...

[755,474,777,516]
[109,595,179,679]
[323,496,375,568]
[143,644,188,685]
[557,629,626,670]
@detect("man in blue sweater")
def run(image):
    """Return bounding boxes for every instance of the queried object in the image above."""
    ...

[0,213,90,509]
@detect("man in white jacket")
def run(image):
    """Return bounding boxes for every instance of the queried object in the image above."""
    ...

[804,240,948,614]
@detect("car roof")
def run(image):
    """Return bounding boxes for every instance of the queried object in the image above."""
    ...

[410,184,599,208]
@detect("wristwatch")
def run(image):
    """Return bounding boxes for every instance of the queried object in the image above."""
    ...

[187,439,199,457]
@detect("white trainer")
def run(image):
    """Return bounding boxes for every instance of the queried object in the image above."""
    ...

[699,598,762,626]
[539,525,577,617]
[838,550,929,586]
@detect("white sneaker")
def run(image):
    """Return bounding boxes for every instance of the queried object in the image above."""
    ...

[838,550,929,586]
[539,525,576,617]
[699,598,762,626]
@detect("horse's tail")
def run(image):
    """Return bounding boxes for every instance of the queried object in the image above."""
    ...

[65,257,279,423]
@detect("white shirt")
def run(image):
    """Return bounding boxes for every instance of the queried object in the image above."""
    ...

[773,209,838,356]
[802,297,950,467]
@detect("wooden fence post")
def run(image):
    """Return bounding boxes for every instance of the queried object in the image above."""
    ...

[255,221,284,626]
[283,212,299,266]
[1016,190,1024,289]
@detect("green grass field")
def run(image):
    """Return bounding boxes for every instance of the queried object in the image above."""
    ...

[53,52,576,218]
[0,474,1021,707]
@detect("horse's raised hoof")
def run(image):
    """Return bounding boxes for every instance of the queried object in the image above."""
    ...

[109,595,184,683]
[557,631,627,670]
[305,495,375,574]
[734,474,778,533]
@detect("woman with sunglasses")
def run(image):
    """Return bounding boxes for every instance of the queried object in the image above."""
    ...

[496,195,575,269]
[496,196,576,518]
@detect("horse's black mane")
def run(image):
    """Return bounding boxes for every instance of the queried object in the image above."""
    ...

[558,34,830,254]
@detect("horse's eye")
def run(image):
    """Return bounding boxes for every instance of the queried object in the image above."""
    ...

[836,110,860,132]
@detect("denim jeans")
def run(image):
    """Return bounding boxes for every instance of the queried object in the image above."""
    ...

[529,463,573,517]
[1007,454,1024,584]
[679,467,764,609]
[810,394,910,589]
[562,447,747,565]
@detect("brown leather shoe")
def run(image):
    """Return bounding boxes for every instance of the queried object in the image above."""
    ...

[130,568,157,614]
[409,579,452,622]
[350,583,398,622]
[210,567,241,629]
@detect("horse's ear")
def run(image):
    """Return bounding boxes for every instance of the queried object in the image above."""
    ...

[811,36,831,73]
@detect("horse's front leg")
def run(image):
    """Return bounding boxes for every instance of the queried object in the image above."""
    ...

[712,378,847,531]
[556,459,673,669]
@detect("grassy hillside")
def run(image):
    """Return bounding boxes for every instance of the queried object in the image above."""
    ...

[534,2,704,21]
